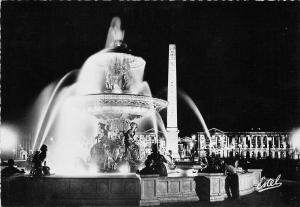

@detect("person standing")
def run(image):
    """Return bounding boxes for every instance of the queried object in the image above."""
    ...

[224,160,239,199]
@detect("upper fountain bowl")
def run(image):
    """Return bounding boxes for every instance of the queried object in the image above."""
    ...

[76,41,146,95]
[73,40,167,121]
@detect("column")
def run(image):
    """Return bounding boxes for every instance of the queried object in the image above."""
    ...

[221,135,224,148]
[260,136,264,148]
[266,136,269,149]
[249,136,252,148]
[255,136,258,149]
[278,136,281,148]
[272,137,275,148]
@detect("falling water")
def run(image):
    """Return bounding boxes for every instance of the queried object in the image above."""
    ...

[29,83,55,147]
[137,82,152,97]
[178,90,211,140]
[151,111,159,143]
[155,112,168,139]
[32,69,79,151]
[37,84,77,150]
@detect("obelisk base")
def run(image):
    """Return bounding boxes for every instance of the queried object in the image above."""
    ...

[166,128,180,159]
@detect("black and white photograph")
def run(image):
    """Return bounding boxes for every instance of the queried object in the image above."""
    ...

[1,2,300,207]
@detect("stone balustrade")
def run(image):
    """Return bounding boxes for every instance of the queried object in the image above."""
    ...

[140,169,262,205]
[194,172,257,202]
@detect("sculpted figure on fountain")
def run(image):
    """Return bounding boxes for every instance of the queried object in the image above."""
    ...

[123,122,138,156]
[30,145,50,176]
[90,121,144,172]
[140,144,168,176]
[105,57,131,93]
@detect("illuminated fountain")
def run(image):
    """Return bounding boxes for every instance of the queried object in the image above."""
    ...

[32,17,167,174]
[3,17,263,206]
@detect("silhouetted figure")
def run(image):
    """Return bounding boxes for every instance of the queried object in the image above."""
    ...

[212,154,223,172]
[31,145,50,176]
[42,161,51,176]
[145,144,168,176]
[1,159,25,178]
[224,160,239,200]
[219,159,226,173]
[1,159,25,205]
[139,158,156,175]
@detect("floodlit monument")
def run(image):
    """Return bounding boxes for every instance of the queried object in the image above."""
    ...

[166,44,180,158]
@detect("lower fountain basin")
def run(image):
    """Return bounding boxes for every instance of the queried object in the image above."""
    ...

[2,173,141,206]
[2,169,262,206]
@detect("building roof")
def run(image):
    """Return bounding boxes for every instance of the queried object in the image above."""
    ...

[197,128,290,135]
[208,128,226,134]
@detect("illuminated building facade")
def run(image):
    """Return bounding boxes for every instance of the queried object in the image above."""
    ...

[180,128,299,160]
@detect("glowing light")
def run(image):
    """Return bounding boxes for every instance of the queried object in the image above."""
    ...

[291,128,300,150]
[88,164,99,174]
[46,100,98,175]
[0,126,18,150]
[118,162,130,173]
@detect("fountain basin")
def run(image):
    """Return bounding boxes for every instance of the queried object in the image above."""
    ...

[2,169,262,206]
[2,173,141,206]
[69,93,168,120]
[140,169,262,205]
[195,169,262,202]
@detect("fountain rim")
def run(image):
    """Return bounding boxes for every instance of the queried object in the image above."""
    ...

[68,93,168,113]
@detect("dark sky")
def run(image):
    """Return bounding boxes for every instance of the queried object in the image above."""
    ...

[2,2,300,136]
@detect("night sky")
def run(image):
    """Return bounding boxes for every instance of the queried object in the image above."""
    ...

[2,2,300,136]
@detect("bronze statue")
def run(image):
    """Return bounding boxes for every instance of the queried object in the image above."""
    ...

[30,144,50,176]
[140,144,168,176]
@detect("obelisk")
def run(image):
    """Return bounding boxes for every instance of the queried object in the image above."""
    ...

[166,44,179,158]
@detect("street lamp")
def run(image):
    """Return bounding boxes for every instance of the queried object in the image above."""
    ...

[0,125,18,159]
[0,125,18,151]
